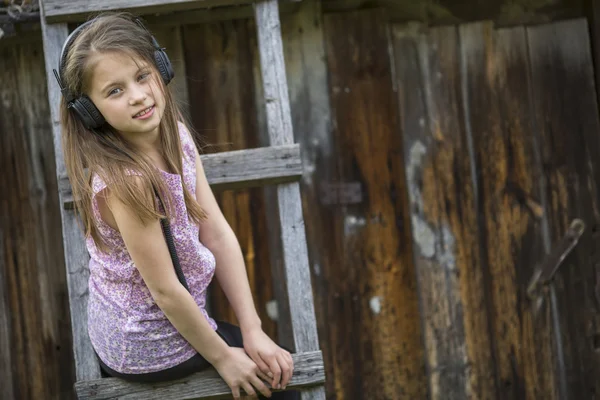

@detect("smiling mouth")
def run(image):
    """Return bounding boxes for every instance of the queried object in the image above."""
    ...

[133,105,154,118]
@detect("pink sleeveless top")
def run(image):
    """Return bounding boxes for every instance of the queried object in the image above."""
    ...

[86,122,218,374]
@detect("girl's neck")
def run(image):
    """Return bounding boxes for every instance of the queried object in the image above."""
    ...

[122,127,161,154]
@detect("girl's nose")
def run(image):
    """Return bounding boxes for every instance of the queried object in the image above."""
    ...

[129,87,147,105]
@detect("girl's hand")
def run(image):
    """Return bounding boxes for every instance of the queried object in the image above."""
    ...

[213,347,272,398]
[242,328,294,390]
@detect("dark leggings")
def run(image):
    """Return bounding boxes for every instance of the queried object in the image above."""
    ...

[97,321,298,399]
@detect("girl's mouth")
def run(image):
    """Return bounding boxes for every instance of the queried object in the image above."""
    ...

[133,105,155,119]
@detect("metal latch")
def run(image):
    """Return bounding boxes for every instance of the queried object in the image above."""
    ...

[527,219,585,318]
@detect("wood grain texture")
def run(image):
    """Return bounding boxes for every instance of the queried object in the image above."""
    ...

[527,18,600,399]
[202,144,303,189]
[254,0,294,146]
[0,39,75,398]
[182,18,277,339]
[278,0,337,397]
[460,22,557,399]
[392,23,495,399]
[250,17,295,353]
[323,10,427,399]
[75,350,325,400]
[39,14,101,381]
[41,0,255,22]
[0,230,15,400]
[254,3,325,398]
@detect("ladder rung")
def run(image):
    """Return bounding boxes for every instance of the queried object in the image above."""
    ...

[74,350,325,400]
[42,0,256,22]
[61,144,303,208]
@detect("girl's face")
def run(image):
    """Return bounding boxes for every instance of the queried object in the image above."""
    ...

[86,51,166,142]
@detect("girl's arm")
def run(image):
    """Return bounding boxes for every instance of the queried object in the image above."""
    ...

[190,141,294,390]
[105,182,272,398]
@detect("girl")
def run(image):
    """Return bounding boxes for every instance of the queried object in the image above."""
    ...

[56,12,295,399]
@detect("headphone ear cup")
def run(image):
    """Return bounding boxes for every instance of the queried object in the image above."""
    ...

[70,95,105,130]
[154,49,174,85]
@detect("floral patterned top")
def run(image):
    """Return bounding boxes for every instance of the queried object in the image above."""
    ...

[86,122,218,374]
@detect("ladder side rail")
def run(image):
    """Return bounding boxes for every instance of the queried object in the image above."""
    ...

[39,4,101,381]
[253,4,325,399]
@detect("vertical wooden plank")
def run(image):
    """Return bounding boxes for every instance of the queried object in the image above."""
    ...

[494,26,557,399]
[528,18,600,399]
[182,19,277,339]
[0,38,75,399]
[324,10,427,399]
[39,6,101,380]
[0,38,73,398]
[254,1,325,398]
[249,23,296,352]
[254,0,322,350]
[393,23,495,399]
[278,0,337,396]
[0,227,14,400]
[462,21,558,399]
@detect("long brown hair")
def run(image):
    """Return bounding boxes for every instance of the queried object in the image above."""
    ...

[60,12,206,251]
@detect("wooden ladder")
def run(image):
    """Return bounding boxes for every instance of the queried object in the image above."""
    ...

[39,1,326,399]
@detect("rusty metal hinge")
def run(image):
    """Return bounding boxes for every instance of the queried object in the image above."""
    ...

[527,219,585,318]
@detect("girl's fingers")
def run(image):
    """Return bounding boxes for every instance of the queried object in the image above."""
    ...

[241,382,257,398]
[250,375,272,398]
[277,352,292,389]
[231,386,241,399]
[265,356,282,389]
[252,352,272,378]
[256,369,272,384]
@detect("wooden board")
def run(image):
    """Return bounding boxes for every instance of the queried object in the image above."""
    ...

[254,1,325,399]
[324,9,427,399]
[39,14,101,381]
[181,17,277,339]
[278,0,337,396]
[0,38,75,398]
[0,229,14,400]
[460,22,556,399]
[75,350,325,400]
[527,18,600,398]
[41,0,256,23]
[392,23,495,399]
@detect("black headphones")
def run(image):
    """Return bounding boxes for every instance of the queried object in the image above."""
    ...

[53,18,174,130]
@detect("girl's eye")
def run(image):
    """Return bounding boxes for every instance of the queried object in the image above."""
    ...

[108,88,122,96]
[138,73,150,81]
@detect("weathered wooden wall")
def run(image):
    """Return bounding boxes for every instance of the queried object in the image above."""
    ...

[4,2,600,400]
[0,36,74,399]
[393,15,600,400]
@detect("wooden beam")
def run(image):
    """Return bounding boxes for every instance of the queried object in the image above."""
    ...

[253,1,325,399]
[60,144,303,208]
[41,0,256,23]
[75,351,325,400]
[202,144,303,188]
[0,229,14,400]
[276,0,335,396]
[39,11,101,381]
